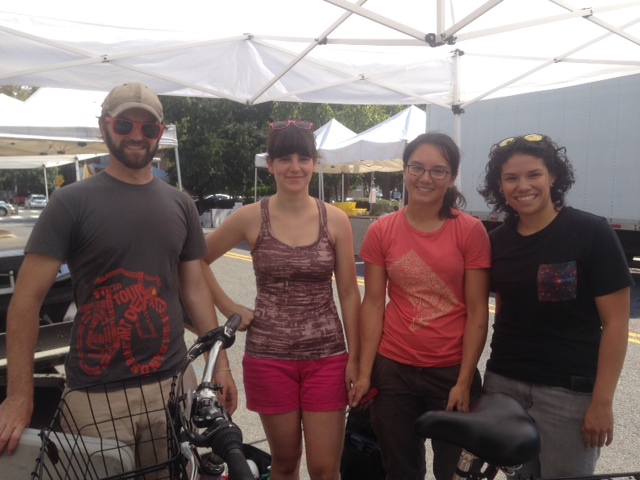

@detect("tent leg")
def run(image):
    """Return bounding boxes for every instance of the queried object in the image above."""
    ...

[43,166,49,199]
[174,146,183,191]
[254,167,258,203]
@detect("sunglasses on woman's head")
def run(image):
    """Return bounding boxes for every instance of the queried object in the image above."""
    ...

[269,120,314,131]
[104,117,165,140]
[498,133,544,148]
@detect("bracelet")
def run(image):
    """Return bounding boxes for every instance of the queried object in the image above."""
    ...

[214,368,232,375]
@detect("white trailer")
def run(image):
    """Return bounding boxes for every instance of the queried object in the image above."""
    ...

[429,74,640,266]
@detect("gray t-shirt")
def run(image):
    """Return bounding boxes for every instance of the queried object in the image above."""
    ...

[26,172,206,388]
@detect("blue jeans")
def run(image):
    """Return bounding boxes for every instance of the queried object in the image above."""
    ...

[371,354,482,480]
[483,370,599,478]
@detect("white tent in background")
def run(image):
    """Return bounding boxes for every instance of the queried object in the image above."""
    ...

[253,118,357,200]
[0,88,182,189]
[320,106,426,173]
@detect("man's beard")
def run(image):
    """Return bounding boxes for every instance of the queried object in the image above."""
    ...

[104,129,159,170]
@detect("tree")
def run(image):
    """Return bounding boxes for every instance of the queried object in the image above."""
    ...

[162,97,271,199]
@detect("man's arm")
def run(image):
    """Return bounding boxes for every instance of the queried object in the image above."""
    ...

[0,253,61,455]
[179,259,238,414]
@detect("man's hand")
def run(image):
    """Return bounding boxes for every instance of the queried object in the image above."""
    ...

[214,370,238,415]
[0,395,33,455]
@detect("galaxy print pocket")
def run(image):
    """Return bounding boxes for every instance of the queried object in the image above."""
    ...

[537,261,577,302]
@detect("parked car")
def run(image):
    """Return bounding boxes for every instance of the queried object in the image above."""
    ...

[9,193,27,206]
[25,194,48,209]
[0,201,17,217]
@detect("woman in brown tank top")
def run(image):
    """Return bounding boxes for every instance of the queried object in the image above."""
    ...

[201,121,361,480]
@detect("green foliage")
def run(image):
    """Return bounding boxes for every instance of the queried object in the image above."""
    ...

[162,97,271,198]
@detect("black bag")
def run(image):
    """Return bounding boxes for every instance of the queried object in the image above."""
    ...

[340,390,386,480]
[242,443,272,477]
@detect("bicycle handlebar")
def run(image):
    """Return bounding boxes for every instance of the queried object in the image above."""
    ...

[181,314,256,480]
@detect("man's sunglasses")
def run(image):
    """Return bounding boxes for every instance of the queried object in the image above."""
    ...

[104,117,165,140]
[269,120,314,130]
[498,133,544,148]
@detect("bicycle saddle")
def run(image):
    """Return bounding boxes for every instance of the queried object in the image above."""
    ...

[413,392,541,467]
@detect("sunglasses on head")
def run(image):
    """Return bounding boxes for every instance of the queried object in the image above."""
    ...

[269,120,314,131]
[104,117,165,140]
[498,133,544,148]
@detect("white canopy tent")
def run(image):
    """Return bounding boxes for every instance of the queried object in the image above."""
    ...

[0,88,182,189]
[320,105,426,174]
[2,0,640,120]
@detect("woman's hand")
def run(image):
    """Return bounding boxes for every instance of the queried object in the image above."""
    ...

[231,305,255,331]
[350,376,372,408]
[446,383,471,412]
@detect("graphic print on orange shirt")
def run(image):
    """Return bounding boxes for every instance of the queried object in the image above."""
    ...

[77,268,170,377]
[390,250,458,331]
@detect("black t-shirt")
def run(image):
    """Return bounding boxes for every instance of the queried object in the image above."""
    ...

[486,207,633,387]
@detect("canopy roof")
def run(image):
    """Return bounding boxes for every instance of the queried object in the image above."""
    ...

[1,0,640,110]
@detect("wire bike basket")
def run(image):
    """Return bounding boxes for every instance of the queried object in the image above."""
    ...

[32,370,184,480]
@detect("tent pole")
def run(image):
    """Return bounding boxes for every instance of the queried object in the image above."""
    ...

[254,167,258,203]
[43,166,49,199]
[74,157,81,182]
[453,49,463,188]
[174,147,183,191]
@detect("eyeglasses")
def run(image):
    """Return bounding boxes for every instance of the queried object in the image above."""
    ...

[269,120,314,130]
[498,133,544,148]
[104,117,165,140]
[405,164,451,180]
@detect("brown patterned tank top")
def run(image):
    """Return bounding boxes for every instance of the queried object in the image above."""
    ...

[246,197,347,360]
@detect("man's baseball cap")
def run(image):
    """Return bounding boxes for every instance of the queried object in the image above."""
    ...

[101,82,163,123]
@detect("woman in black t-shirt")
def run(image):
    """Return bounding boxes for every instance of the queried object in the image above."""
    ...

[478,134,633,479]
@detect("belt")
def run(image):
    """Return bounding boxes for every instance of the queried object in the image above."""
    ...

[564,376,595,393]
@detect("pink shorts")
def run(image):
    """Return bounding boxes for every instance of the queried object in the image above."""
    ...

[243,352,349,415]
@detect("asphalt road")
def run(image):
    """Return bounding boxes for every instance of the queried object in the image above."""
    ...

[2,214,639,479]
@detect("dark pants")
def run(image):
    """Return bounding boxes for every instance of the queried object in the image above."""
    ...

[370,354,482,480]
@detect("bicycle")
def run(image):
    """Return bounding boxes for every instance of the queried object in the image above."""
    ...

[414,392,640,480]
[31,314,267,480]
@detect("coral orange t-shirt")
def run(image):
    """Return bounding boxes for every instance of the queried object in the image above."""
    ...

[359,209,490,367]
